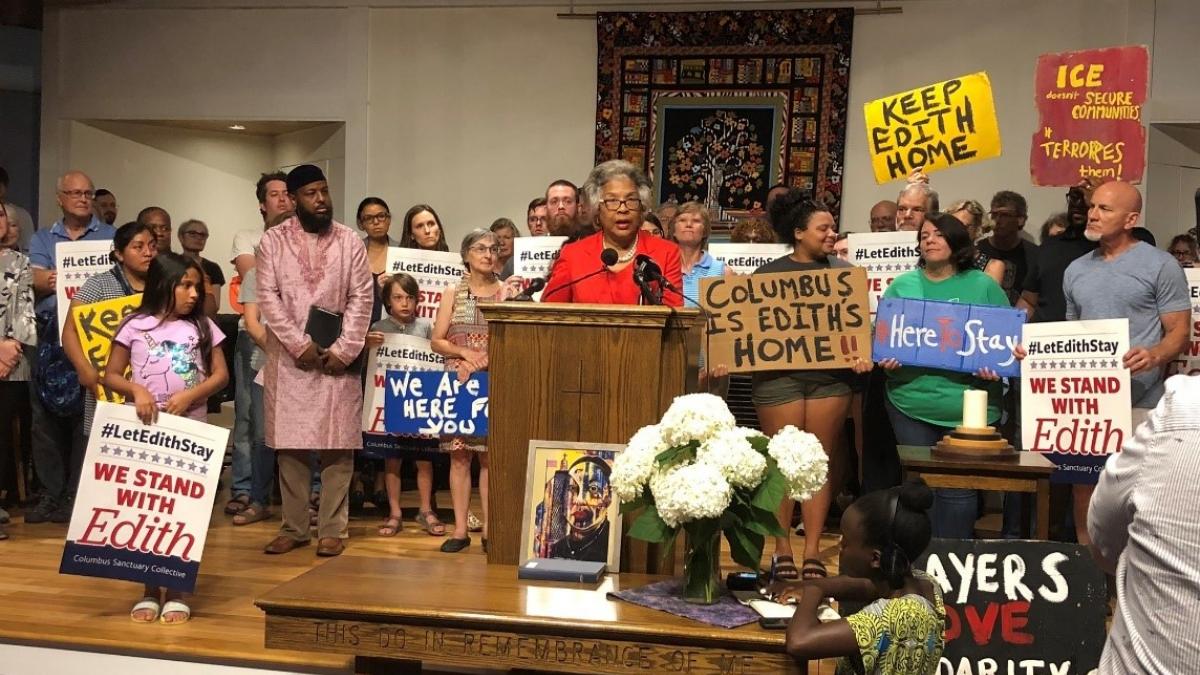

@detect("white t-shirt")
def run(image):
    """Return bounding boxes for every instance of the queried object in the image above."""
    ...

[229,228,263,265]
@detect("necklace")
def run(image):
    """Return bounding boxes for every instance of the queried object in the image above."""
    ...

[611,234,639,264]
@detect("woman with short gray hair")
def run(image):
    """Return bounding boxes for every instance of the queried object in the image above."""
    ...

[543,160,683,305]
[431,229,521,553]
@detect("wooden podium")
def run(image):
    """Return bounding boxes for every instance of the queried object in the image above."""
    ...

[479,302,703,575]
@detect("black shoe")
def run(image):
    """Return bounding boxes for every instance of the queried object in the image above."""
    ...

[24,497,58,524]
[440,536,471,553]
[48,505,73,523]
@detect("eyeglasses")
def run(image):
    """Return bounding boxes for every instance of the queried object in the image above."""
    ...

[182,230,208,238]
[361,213,391,224]
[600,197,642,212]
[468,245,500,255]
[60,189,95,200]
[1170,249,1194,257]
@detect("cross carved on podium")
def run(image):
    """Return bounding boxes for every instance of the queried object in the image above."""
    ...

[560,360,602,438]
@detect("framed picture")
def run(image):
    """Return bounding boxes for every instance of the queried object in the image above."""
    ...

[519,440,624,570]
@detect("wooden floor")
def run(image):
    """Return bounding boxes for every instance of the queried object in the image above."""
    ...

[0,491,844,673]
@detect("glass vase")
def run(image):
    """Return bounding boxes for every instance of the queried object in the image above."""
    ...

[682,528,721,605]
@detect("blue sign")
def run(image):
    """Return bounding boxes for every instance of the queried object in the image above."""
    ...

[873,297,1025,377]
[384,370,489,436]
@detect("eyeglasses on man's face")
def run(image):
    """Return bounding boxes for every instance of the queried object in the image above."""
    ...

[60,189,95,200]
[182,230,208,238]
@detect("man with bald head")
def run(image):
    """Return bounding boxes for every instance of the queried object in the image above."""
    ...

[1061,180,1189,545]
[869,200,897,232]
[26,170,116,524]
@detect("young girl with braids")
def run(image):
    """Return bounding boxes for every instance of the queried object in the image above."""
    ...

[767,478,945,674]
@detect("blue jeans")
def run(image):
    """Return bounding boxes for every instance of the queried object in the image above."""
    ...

[230,330,255,498]
[249,380,274,506]
[884,397,977,539]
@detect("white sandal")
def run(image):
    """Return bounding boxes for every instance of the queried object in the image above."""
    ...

[130,597,161,623]
[160,599,191,624]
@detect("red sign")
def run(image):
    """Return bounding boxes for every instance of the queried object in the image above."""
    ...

[1030,45,1149,186]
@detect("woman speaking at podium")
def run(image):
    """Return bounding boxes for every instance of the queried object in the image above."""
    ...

[542,160,682,307]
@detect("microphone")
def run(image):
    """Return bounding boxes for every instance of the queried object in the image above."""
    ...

[511,276,547,302]
[541,248,619,301]
[633,254,682,295]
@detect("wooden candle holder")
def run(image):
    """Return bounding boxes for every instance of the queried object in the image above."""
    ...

[932,425,1017,460]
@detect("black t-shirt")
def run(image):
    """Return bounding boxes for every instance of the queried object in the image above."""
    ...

[1022,235,1098,322]
[977,238,1038,302]
[200,257,226,287]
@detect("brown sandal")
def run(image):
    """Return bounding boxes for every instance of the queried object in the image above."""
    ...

[770,555,800,582]
[232,503,270,526]
[377,516,402,537]
[224,494,250,515]
[415,510,446,536]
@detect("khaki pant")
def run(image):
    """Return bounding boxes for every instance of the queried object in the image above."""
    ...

[277,450,353,541]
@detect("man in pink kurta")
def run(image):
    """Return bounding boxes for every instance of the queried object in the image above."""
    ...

[256,164,373,557]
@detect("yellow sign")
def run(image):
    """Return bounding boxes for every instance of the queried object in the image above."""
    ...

[864,72,1002,184]
[71,293,142,403]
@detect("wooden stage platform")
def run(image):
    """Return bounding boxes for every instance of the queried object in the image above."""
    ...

[0,495,844,673]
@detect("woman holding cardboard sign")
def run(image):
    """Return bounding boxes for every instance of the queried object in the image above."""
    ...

[743,190,873,583]
[878,212,1007,539]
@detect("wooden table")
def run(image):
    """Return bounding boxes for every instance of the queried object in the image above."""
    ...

[257,556,801,674]
[898,445,1056,539]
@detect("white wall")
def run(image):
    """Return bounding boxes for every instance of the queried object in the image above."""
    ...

[39,0,1200,251]
[68,120,275,310]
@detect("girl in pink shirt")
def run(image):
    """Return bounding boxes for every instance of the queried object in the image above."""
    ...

[105,252,229,624]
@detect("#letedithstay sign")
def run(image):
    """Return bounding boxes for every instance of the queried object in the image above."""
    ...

[60,401,227,592]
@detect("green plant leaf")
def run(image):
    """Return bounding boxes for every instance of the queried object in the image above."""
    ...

[750,468,787,513]
[619,493,648,516]
[628,504,673,543]
[724,525,765,571]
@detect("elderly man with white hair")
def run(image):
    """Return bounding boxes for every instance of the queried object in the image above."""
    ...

[26,170,117,524]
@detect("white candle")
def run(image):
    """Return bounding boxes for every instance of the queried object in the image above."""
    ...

[962,389,988,429]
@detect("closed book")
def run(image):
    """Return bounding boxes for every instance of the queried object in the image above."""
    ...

[517,558,606,583]
[304,306,366,373]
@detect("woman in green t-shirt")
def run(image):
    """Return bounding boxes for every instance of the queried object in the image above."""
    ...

[879,213,1007,539]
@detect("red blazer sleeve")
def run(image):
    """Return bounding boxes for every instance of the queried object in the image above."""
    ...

[659,243,683,308]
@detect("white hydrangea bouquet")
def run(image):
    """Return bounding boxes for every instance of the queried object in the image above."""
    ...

[612,393,828,604]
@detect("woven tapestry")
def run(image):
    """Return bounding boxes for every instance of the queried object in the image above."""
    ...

[595,9,854,223]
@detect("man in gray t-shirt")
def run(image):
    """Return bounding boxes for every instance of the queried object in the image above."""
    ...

[1064,181,1190,409]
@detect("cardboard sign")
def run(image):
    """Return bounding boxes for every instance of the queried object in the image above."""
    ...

[384,370,489,437]
[1168,268,1200,377]
[55,240,115,337]
[1031,45,1149,186]
[845,231,920,314]
[71,293,142,403]
[917,539,1107,674]
[1021,319,1131,484]
[706,243,792,275]
[60,401,227,592]
[384,248,464,321]
[864,72,1002,184]
[361,332,443,454]
[699,267,871,374]
[874,298,1026,378]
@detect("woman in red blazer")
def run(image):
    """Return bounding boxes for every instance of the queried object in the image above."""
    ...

[542,160,683,307]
